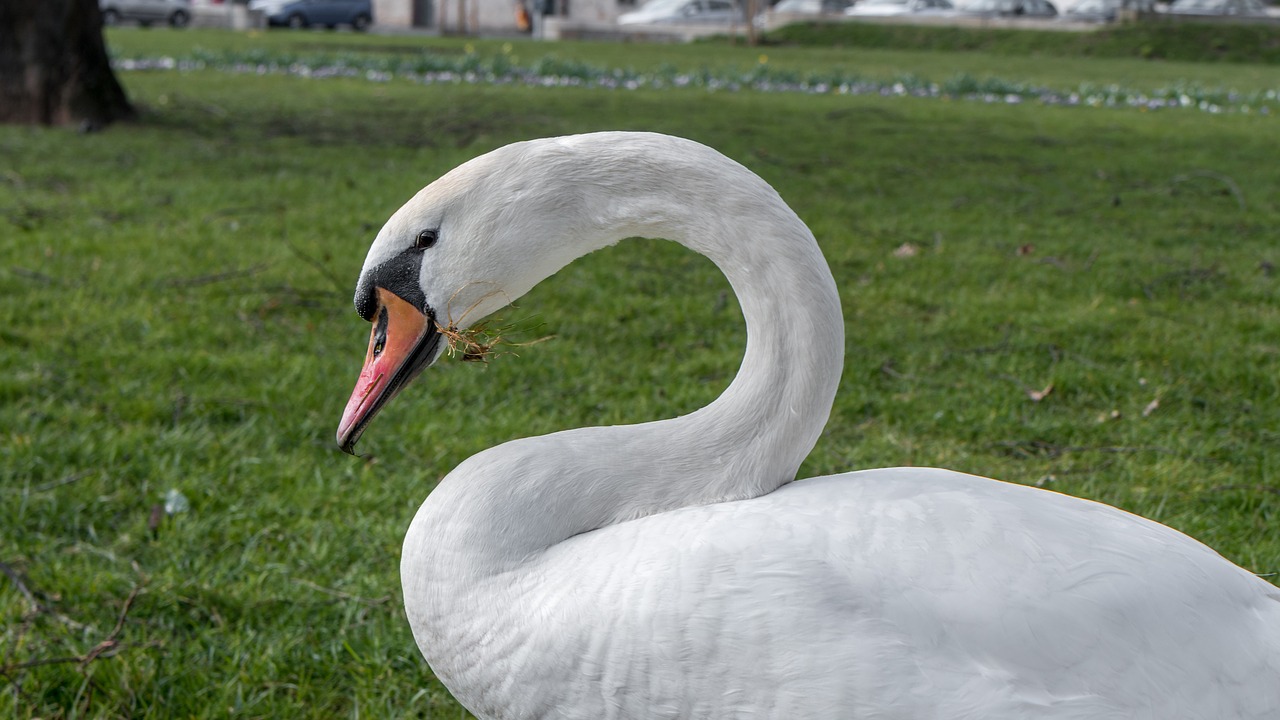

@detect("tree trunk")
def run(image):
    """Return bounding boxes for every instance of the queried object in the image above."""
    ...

[0,0,134,127]
[744,0,762,46]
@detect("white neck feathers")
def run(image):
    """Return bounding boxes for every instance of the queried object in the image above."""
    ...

[405,131,844,573]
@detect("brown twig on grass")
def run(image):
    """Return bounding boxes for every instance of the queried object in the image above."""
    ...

[157,263,270,289]
[878,360,947,387]
[9,267,57,285]
[0,562,40,612]
[1169,170,1246,211]
[76,585,142,669]
[293,578,392,607]
[989,440,1172,460]
[283,238,348,296]
[34,471,93,493]
[1035,250,1099,273]
[0,561,87,631]
[0,581,142,681]
[1141,266,1224,301]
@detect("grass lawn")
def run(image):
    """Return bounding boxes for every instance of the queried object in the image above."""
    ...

[105,27,1280,96]
[2,28,1277,719]
[764,19,1280,65]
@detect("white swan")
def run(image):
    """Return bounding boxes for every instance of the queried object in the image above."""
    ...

[336,132,1280,720]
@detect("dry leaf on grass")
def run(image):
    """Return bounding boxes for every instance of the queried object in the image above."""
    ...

[1027,383,1054,402]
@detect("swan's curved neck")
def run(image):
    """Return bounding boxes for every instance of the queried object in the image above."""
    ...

[406,139,844,577]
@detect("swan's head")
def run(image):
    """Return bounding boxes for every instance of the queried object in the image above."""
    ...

[336,139,610,453]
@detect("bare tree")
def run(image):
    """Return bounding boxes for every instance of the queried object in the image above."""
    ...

[0,0,134,127]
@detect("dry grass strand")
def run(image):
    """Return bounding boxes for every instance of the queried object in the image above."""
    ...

[436,320,554,363]
[435,285,553,362]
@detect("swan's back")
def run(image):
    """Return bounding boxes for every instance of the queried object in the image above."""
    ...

[430,465,1280,720]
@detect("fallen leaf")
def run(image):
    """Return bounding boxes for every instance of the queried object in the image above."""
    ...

[1142,398,1159,417]
[1017,243,1035,256]
[1027,383,1054,402]
[892,243,918,258]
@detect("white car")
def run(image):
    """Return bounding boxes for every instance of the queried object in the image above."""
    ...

[954,0,1057,15]
[618,0,744,25]
[1165,0,1265,15]
[756,0,854,26]
[1061,0,1151,21]
[247,0,293,14]
[846,0,953,15]
[100,0,192,27]
[769,0,855,13]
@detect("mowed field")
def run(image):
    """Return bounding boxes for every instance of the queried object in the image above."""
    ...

[1,26,1277,719]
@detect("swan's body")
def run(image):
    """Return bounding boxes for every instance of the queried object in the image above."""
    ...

[338,132,1280,719]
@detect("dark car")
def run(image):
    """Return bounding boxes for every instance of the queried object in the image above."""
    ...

[100,0,192,27]
[267,0,373,30]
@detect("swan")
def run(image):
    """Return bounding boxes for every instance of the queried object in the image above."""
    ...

[335,132,1280,719]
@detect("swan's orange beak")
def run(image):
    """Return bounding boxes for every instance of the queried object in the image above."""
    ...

[337,288,440,454]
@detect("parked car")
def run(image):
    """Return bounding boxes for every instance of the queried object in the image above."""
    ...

[247,0,293,15]
[768,0,855,14]
[755,0,853,28]
[265,0,373,30]
[1062,0,1151,21]
[617,0,745,25]
[99,0,192,28]
[1165,0,1265,15]
[846,0,954,16]
[1062,0,1116,20]
[955,0,1057,15]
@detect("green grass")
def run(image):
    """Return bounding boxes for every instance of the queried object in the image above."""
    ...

[2,28,1278,719]
[105,27,1280,96]
[765,19,1280,65]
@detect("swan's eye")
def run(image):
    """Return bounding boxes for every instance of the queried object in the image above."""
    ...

[414,229,438,250]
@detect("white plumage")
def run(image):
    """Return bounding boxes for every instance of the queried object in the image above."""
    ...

[338,132,1280,719]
